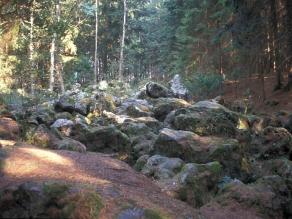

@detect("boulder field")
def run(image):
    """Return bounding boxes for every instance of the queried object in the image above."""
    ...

[0,81,291,218]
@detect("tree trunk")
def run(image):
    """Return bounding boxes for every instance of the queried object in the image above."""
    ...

[55,0,65,93]
[285,0,292,90]
[49,34,55,92]
[94,0,99,85]
[29,0,35,96]
[118,0,127,81]
[270,0,282,90]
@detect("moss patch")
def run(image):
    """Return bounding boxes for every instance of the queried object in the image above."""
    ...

[43,183,103,219]
[144,209,166,219]
[43,182,69,199]
[0,148,7,173]
[208,161,223,174]
[71,191,103,219]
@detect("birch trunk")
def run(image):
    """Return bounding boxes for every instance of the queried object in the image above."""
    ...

[49,34,55,92]
[94,0,99,85]
[29,0,35,96]
[55,0,65,93]
[118,0,127,81]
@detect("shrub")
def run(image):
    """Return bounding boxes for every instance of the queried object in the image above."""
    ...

[185,72,224,99]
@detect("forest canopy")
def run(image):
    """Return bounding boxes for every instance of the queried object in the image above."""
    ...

[0,0,292,97]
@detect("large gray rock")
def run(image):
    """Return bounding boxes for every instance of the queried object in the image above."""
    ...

[54,95,91,116]
[154,128,202,162]
[169,74,190,100]
[141,155,185,180]
[103,111,162,134]
[167,101,239,137]
[146,82,173,98]
[55,91,116,117]
[251,126,292,160]
[153,128,244,178]
[75,125,131,153]
[201,176,290,219]
[28,107,56,126]
[51,119,74,129]
[50,118,74,137]
[251,158,292,180]
[175,162,223,207]
[57,137,86,153]
[152,98,190,121]
[116,98,153,118]
[0,182,104,219]
[134,117,162,134]
[119,122,157,158]
[139,157,223,208]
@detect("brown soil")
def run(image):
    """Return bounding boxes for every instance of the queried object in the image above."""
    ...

[222,74,292,115]
[0,142,199,218]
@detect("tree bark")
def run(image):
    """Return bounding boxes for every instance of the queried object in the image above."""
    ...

[29,0,35,96]
[94,0,99,85]
[285,0,292,90]
[270,0,282,90]
[49,34,55,92]
[118,0,127,81]
[55,0,65,93]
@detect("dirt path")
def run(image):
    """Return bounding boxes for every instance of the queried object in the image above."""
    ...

[0,143,199,218]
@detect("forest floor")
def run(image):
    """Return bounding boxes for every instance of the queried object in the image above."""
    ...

[223,74,292,114]
[0,141,198,218]
[0,77,291,218]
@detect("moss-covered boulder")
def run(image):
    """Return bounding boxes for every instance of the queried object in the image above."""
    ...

[78,125,131,153]
[176,162,223,207]
[251,158,292,181]
[30,124,61,148]
[116,98,153,118]
[51,118,74,136]
[154,129,239,162]
[57,137,86,153]
[167,101,239,137]
[118,122,157,158]
[153,128,247,179]
[32,107,56,126]
[146,82,173,98]
[152,98,190,121]
[141,155,185,180]
[0,182,104,219]
[55,95,91,116]
[153,128,200,162]
[208,139,246,178]
[201,175,291,219]
[134,117,162,134]
[138,158,223,208]
[134,154,150,171]
[54,88,116,117]
[251,126,292,160]
[94,92,116,113]
[122,104,153,118]
[55,112,73,120]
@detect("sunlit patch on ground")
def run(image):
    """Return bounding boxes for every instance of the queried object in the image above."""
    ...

[0,144,198,218]
[2,146,111,186]
[20,147,73,166]
[0,140,16,148]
